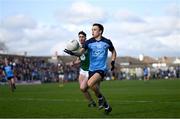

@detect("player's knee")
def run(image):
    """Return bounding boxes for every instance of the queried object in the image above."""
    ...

[80,86,87,92]
[87,81,93,88]
[80,87,86,92]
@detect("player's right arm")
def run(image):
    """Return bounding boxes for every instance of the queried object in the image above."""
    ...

[64,39,89,56]
[2,67,6,77]
[64,47,85,57]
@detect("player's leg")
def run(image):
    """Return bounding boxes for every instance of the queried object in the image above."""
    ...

[88,73,104,109]
[79,74,96,107]
[7,78,14,92]
[91,82,100,98]
[11,77,16,89]
[61,75,64,85]
[88,72,112,114]
[147,74,150,80]
[144,75,148,81]
[58,75,64,87]
[91,82,105,109]
[7,79,11,91]
[144,75,146,81]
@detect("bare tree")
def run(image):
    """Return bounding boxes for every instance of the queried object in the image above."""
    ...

[0,41,7,52]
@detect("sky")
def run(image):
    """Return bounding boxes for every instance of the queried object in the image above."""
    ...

[0,0,180,57]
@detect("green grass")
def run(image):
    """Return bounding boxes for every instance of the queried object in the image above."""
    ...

[0,80,180,118]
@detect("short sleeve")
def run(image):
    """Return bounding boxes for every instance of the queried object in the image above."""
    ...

[108,40,114,52]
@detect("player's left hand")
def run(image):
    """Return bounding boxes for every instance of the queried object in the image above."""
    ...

[63,49,75,55]
[111,61,115,71]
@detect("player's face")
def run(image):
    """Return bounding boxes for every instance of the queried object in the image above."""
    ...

[78,34,86,45]
[92,26,101,38]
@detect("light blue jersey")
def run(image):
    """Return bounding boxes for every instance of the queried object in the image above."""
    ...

[83,37,114,72]
[3,65,14,78]
[144,67,148,76]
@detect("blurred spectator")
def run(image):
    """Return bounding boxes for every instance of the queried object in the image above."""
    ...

[0,54,180,82]
[0,55,79,83]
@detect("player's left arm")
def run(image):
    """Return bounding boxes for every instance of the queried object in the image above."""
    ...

[69,57,81,66]
[108,40,117,71]
[111,48,116,62]
[110,48,117,71]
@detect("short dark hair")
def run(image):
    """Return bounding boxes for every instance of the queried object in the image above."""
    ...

[93,23,104,34]
[78,31,86,37]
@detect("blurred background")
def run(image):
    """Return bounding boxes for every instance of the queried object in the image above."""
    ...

[0,0,180,83]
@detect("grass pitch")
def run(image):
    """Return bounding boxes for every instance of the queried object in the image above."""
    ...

[0,80,180,118]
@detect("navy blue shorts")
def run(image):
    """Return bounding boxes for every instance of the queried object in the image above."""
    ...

[88,70,106,80]
[7,76,14,80]
[144,74,148,77]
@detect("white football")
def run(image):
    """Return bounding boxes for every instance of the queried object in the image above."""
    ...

[66,39,80,51]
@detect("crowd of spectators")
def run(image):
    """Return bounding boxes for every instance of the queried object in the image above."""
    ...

[109,66,180,80]
[0,55,79,83]
[0,54,180,83]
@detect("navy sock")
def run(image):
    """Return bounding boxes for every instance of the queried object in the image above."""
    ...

[98,94,103,100]
[104,101,109,108]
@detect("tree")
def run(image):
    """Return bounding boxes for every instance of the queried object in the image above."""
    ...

[0,41,7,52]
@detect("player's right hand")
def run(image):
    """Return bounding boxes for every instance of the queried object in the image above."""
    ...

[63,49,75,55]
